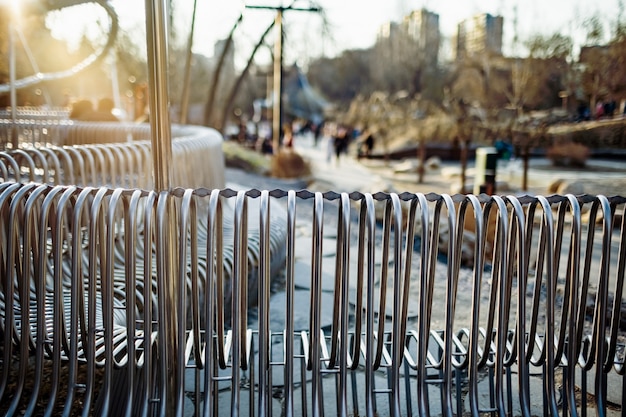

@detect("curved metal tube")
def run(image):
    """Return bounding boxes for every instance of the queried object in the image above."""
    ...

[309,192,324,417]
[0,0,119,93]
[0,171,625,416]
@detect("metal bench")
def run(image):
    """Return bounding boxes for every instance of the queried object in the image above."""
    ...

[1,149,625,415]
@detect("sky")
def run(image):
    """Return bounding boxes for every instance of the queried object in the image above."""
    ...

[41,0,624,66]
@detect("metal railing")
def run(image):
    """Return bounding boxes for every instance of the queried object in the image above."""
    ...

[0,107,71,120]
[0,122,225,190]
[1,152,624,415]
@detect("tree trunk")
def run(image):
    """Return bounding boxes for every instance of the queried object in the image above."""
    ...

[203,14,243,127]
[219,21,276,132]
[418,139,425,184]
[522,147,529,191]
[460,138,468,194]
[590,73,600,116]
[179,0,198,124]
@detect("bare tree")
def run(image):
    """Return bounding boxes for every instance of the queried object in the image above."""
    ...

[503,58,531,115]
[218,21,276,132]
[203,13,243,127]
[501,33,572,114]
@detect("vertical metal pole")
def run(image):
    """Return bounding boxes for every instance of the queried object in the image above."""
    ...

[272,9,283,153]
[144,1,179,415]
[145,0,173,192]
[9,20,18,149]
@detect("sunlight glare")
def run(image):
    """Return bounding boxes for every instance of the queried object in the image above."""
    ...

[10,0,20,20]
[46,3,109,53]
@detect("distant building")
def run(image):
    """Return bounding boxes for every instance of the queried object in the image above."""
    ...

[578,44,610,65]
[376,9,440,65]
[403,9,440,65]
[376,21,403,65]
[377,21,400,40]
[456,13,503,59]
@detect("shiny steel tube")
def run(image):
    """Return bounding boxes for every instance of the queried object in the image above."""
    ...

[593,195,612,415]
[156,190,183,416]
[230,190,249,414]
[417,194,437,417]
[505,195,531,417]
[17,184,50,416]
[77,186,106,414]
[145,0,172,193]
[0,151,22,181]
[10,149,37,182]
[309,192,325,417]
[609,202,626,376]
[3,182,37,416]
[359,193,377,417]
[559,194,583,417]
[257,190,271,417]
[204,188,224,417]
[458,194,485,416]
[1,178,625,416]
[283,190,297,417]
[1,121,222,188]
[387,193,404,417]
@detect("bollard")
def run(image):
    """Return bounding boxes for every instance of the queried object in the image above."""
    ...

[473,146,498,195]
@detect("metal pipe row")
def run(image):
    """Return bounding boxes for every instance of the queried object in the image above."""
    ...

[0,124,224,190]
[0,108,70,119]
[1,183,624,415]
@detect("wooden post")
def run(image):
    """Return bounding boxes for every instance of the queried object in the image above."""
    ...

[418,139,425,184]
[522,146,529,191]
[246,4,320,153]
[272,10,283,153]
[460,138,468,194]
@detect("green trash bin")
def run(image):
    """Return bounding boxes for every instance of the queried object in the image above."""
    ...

[473,147,498,195]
